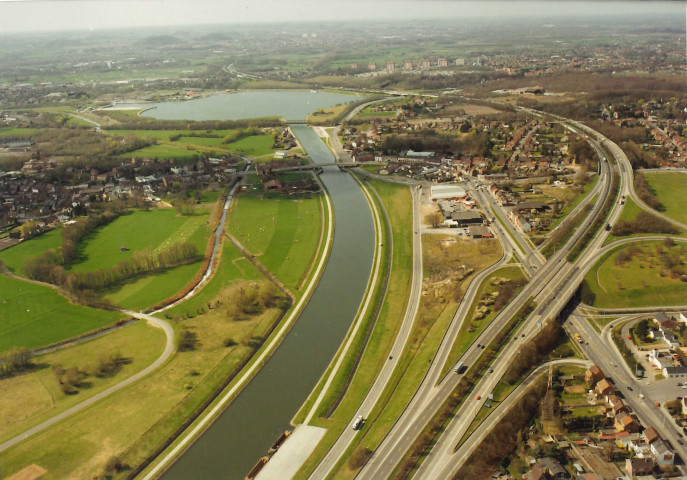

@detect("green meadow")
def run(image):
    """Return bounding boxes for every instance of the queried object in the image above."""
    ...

[0,274,123,352]
[228,192,322,292]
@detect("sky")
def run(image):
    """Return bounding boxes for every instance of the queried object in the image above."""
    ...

[0,0,684,34]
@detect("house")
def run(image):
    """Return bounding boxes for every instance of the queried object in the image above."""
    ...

[614,412,640,433]
[524,457,568,480]
[585,365,605,386]
[594,378,615,397]
[607,395,629,417]
[625,457,655,477]
[643,426,661,445]
[650,439,674,465]
[537,457,568,479]
[264,179,283,192]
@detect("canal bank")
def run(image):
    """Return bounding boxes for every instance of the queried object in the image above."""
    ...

[151,125,376,480]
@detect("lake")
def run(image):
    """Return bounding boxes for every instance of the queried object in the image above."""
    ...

[140,90,362,121]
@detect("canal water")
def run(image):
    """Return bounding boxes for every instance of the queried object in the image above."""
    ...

[140,91,361,121]
[162,124,375,479]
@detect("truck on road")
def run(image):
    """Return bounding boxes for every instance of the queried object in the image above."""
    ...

[574,333,583,343]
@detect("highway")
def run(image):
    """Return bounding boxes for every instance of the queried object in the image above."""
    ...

[352,112,620,479]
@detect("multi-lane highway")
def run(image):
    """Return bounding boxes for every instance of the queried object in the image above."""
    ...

[307,104,685,480]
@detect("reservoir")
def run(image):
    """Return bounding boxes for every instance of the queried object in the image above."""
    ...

[140,90,361,121]
[161,124,375,478]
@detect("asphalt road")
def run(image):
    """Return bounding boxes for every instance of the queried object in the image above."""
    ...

[352,112,617,479]
[308,186,423,479]
[0,310,174,453]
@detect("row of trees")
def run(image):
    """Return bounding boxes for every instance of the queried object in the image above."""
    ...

[634,173,663,211]
[61,206,127,263]
[24,239,198,295]
[70,242,198,291]
[503,320,568,385]
[0,347,31,377]
[222,127,262,144]
[611,211,679,236]
[99,110,283,131]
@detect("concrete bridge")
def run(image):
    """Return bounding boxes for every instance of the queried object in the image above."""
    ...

[271,162,359,172]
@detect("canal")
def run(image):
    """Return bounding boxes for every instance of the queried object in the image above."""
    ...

[161,124,375,479]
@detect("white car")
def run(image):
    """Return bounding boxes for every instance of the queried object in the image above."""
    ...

[352,415,365,430]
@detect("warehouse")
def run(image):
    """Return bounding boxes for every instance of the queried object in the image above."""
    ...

[430,184,467,201]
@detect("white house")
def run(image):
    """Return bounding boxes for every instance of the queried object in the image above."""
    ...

[650,440,675,465]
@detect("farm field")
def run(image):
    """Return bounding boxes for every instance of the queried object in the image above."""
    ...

[68,209,211,273]
[0,229,63,276]
[644,172,687,224]
[0,274,123,353]
[0,320,165,443]
[585,240,687,308]
[227,192,322,292]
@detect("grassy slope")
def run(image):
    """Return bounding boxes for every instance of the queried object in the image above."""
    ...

[644,172,687,225]
[585,241,687,308]
[442,265,526,376]
[0,274,123,352]
[0,320,165,443]
[293,178,413,479]
[0,302,282,480]
[165,242,263,318]
[227,192,321,292]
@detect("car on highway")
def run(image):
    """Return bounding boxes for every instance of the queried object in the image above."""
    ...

[638,393,645,399]
[352,415,365,430]
[627,386,633,391]
[476,395,481,400]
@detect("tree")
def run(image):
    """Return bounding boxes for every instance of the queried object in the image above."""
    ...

[425,212,443,228]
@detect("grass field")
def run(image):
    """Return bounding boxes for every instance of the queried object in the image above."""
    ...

[228,192,322,291]
[606,196,685,244]
[644,172,687,224]
[0,127,38,138]
[0,286,283,479]
[123,144,203,160]
[166,242,264,318]
[443,265,527,376]
[0,229,63,275]
[0,320,165,443]
[69,209,211,273]
[585,241,687,308]
[105,261,204,311]
[222,134,276,157]
[0,274,123,353]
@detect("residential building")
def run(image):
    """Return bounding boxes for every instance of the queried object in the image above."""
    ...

[650,439,674,465]
[625,457,655,477]
[585,365,605,386]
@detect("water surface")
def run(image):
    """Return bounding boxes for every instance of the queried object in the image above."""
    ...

[141,91,361,121]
